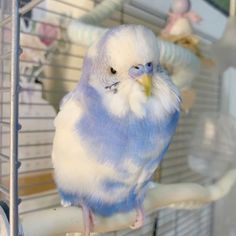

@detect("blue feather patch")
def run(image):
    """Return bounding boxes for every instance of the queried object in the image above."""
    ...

[58,185,145,216]
[76,85,179,167]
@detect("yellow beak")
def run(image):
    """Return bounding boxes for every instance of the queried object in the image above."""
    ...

[137,74,152,97]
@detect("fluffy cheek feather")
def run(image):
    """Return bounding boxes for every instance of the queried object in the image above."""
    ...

[148,76,180,120]
[103,92,129,117]
[128,82,147,118]
[103,80,147,118]
[102,73,180,120]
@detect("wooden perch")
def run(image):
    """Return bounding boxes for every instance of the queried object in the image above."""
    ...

[19,168,236,236]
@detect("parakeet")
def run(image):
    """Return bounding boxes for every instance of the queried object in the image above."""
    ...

[52,24,181,236]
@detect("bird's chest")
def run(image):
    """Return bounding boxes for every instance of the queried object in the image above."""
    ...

[76,105,176,165]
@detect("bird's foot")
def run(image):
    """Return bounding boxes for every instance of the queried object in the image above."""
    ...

[89,209,95,227]
[130,206,145,229]
[81,204,94,236]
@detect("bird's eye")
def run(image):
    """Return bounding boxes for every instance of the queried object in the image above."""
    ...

[147,62,152,67]
[146,62,153,74]
[110,67,117,74]
[134,66,140,70]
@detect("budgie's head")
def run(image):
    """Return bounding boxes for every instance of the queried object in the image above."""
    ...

[170,0,191,14]
[81,25,180,119]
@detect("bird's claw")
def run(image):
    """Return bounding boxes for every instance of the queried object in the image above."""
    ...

[130,206,144,229]
[89,210,95,227]
[81,204,94,236]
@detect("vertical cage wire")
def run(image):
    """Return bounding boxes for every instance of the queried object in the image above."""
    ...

[0,0,21,235]
[0,0,11,215]
[0,0,4,205]
[9,0,20,235]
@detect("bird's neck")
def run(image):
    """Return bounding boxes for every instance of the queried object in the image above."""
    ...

[78,83,179,122]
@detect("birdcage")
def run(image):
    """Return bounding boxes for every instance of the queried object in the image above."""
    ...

[0,0,235,236]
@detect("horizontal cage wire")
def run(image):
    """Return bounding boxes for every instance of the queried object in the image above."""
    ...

[0,0,222,235]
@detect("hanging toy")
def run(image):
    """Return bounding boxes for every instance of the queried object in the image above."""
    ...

[162,0,201,36]
[160,0,213,113]
[160,0,204,60]
[160,0,215,68]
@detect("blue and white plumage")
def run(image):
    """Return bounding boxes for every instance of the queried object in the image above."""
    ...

[52,24,180,235]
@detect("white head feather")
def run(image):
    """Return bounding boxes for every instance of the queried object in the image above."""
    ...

[85,25,180,119]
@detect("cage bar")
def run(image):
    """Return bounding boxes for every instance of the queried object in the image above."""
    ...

[9,0,20,234]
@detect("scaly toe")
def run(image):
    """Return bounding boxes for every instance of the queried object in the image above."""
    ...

[130,217,144,229]
[130,205,144,229]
